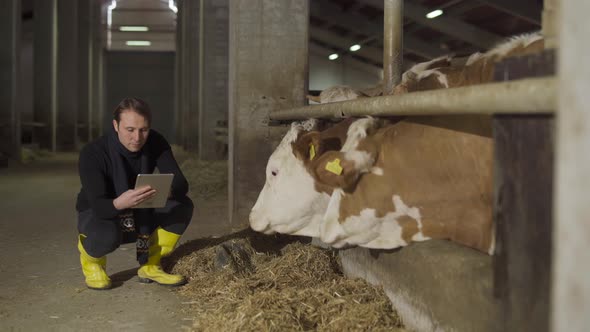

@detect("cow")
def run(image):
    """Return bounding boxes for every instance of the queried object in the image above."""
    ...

[393,32,544,94]
[306,82,386,104]
[250,116,494,254]
[306,86,368,104]
[249,33,545,254]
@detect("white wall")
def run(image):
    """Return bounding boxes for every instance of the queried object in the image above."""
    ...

[309,49,382,92]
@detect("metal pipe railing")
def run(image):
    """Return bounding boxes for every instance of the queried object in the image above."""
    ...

[271,77,556,120]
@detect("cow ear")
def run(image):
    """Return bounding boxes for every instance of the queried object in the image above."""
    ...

[292,131,322,162]
[312,151,360,191]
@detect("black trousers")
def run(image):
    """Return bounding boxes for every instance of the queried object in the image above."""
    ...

[78,196,194,258]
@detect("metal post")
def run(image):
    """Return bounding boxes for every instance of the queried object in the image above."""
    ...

[383,0,403,95]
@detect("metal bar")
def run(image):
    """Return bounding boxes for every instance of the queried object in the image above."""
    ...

[270,77,555,120]
[383,0,403,95]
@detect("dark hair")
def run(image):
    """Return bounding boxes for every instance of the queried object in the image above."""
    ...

[113,97,152,125]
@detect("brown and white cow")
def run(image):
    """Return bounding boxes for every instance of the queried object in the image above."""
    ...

[250,116,494,254]
[393,32,544,94]
[306,86,368,104]
[306,82,387,104]
[249,33,546,254]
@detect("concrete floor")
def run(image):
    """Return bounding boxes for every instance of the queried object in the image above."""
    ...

[0,153,230,331]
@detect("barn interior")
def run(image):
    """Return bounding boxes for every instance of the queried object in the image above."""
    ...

[0,0,587,331]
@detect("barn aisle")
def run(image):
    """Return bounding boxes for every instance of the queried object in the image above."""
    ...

[0,153,226,331]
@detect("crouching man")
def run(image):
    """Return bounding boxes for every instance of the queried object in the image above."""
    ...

[75,97,193,290]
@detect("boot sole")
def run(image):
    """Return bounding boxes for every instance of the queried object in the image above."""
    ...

[87,285,112,291]
[138,276,187,287]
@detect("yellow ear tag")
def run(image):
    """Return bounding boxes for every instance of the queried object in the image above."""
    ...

[309,143,316,161]
[325,158,343,175]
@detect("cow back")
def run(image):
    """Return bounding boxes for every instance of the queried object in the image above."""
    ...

[333,117,494,253]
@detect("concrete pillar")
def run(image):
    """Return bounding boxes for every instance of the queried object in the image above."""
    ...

[543,0,560,48]
[198,0,229,160]
[78,0,103,141]
[91,0,104,139]
[33,0,57,150]
[0,0,21,160]
[177,0,200,152]
[553,0,590,331]
[174,0,184,145]
[228,0,309,228]
[34,0,79,151]
[56,0,79,150]
[77,0,92,143]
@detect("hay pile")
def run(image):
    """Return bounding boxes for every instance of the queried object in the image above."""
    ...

[170,145,228,200]
[166,234,405,332]
[180,158,227,200]
[21,147,54,164]
[171,144,192,165]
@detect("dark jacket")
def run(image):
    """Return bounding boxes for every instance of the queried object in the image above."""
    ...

[76,129,188,219]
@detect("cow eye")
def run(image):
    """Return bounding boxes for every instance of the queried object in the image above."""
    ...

[271,170,278,176]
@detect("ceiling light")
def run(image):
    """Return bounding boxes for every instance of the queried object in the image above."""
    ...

[426,9,443,19]
[107,0,117,27]
[349,44,361,52]
[329,53,339,60]
[168,0,178,13]
[126,41,152,46]
[120,26,149,32]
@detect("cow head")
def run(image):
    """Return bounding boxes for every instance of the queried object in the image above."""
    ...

[249,117,382,239]
[249,119,333,237]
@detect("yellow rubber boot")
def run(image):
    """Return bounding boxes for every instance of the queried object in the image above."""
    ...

[137,227,186,286]
[78,235,112,290]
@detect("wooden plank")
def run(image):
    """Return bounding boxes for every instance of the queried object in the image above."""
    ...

[492,50,555,332]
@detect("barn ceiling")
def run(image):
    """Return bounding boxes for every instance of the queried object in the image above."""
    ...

[24,0,543,63]
[309,0,543,67]
[104,0,177,51]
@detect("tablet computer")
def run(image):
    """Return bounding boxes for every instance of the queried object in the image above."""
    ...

[133,173,174,209]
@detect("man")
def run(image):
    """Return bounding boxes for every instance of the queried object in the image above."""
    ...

[76,97,193,290]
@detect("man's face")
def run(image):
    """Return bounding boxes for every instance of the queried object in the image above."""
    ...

[112,109,150,152]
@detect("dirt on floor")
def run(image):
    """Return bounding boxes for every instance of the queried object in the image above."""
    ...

[1,148,405,331]
[0,151,229,331]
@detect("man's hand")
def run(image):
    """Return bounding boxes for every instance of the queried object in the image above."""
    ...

[113,186,157,210]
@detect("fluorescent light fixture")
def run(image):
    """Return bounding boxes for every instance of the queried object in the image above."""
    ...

[349,44,361,52]
[107,1,117,49]
[120,26,149,32]
[426,9,443,19]
[126,41,152,46]
[329,53,339,60]
[107,0,117,27]
[168,0,178,13]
